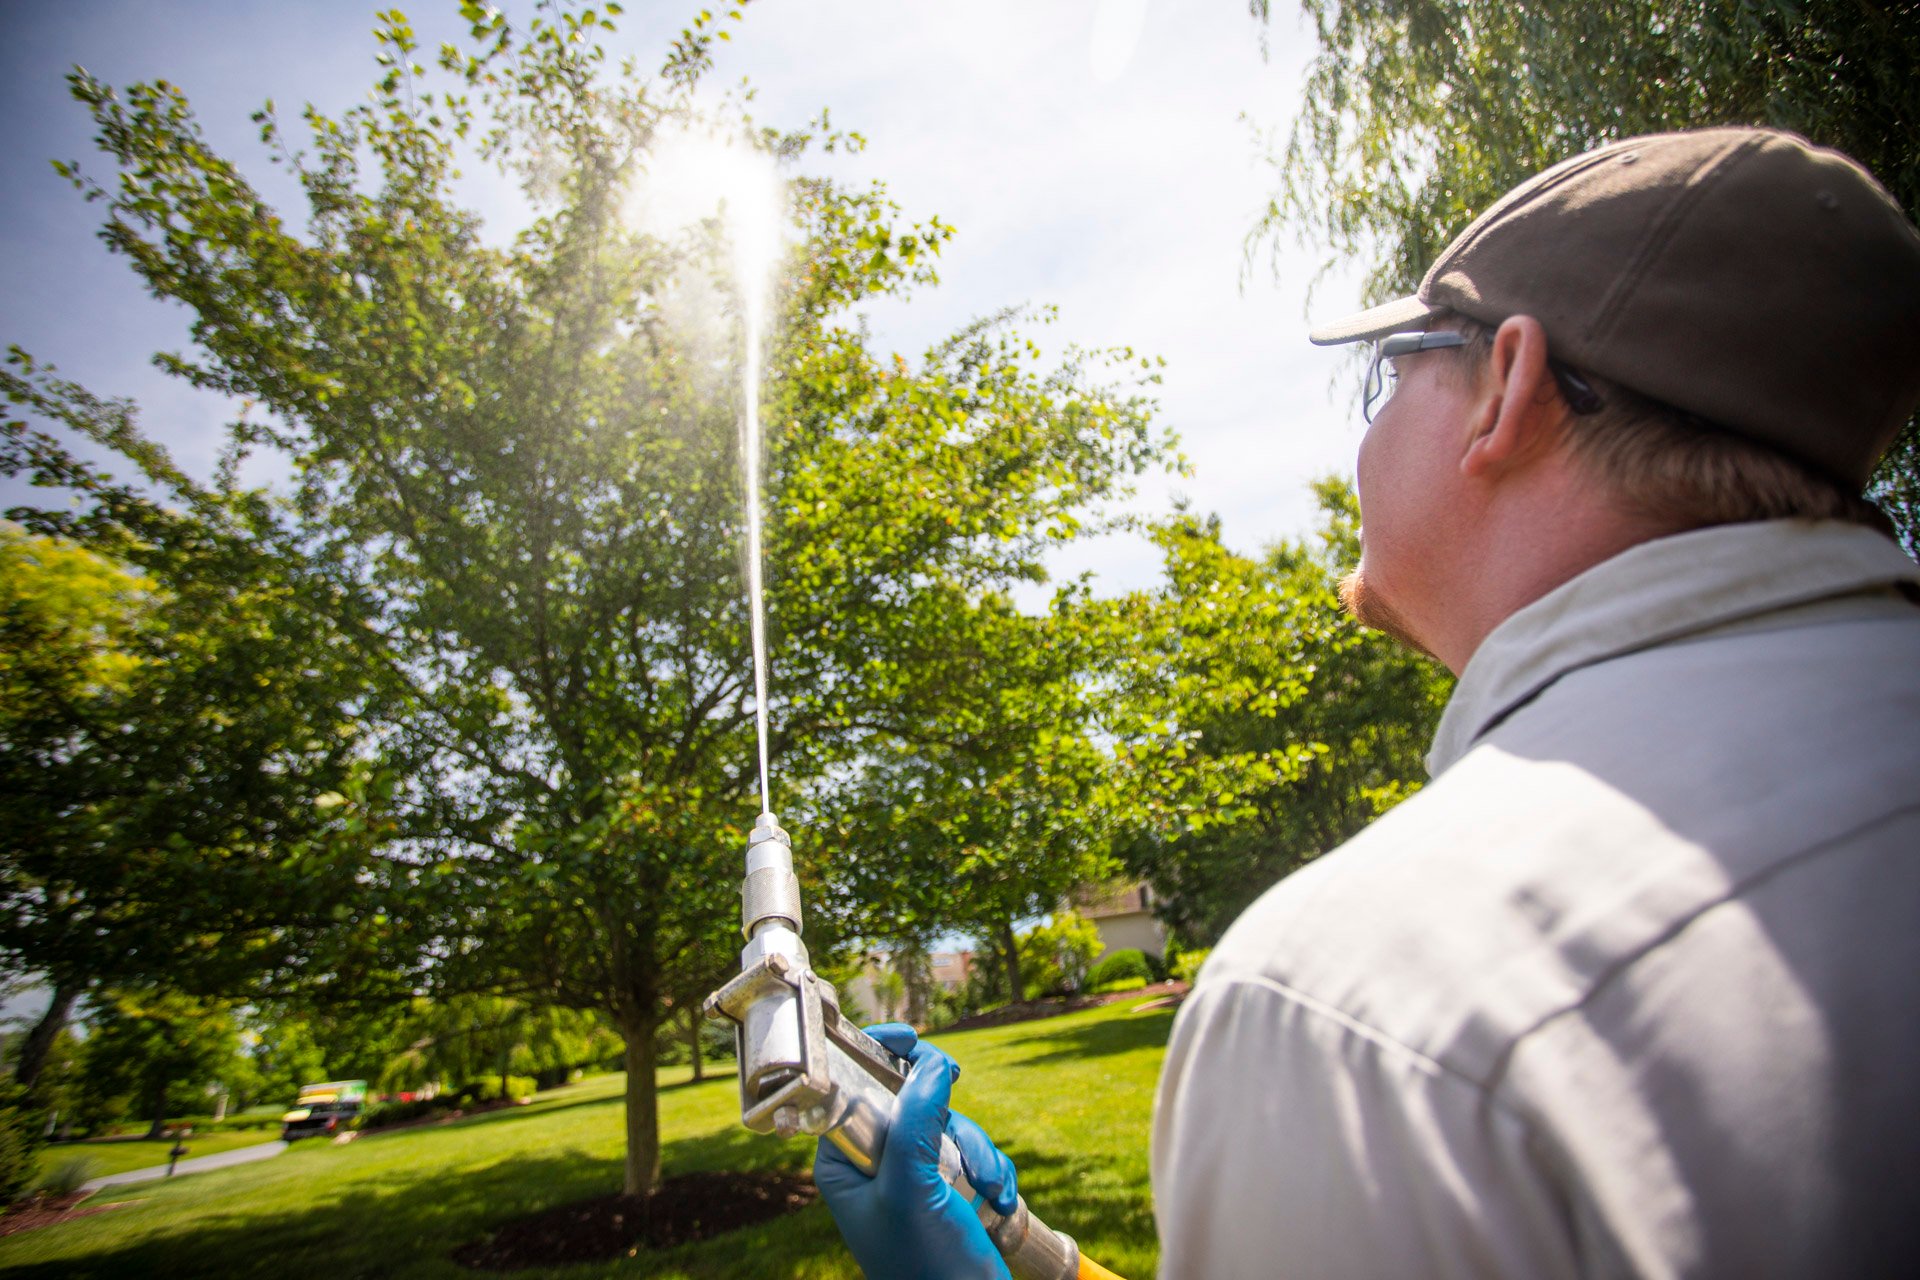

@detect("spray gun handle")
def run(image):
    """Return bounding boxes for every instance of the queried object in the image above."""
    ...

[939,1133,1083,1280]
[824,1020,1082,1280]
[705,811,1095,1280]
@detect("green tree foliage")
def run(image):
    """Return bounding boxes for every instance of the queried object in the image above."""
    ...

[818,594,1131,1004]
[1249,0,1920,547]
[81,989,241,1139]
[0,522,391,1091]
[1015,910,1101,999]
[1110,480,1450,943]
[378,996,616,1098]
[243,1011,330,1108]
[871,969,907,1022]
[8,3,1166,1195]
[0,1082,40,1204]
[11,1027,85,1135]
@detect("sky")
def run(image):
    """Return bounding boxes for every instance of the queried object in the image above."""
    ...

[0,0,1376,598]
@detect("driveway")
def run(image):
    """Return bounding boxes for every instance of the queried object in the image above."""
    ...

[81,1139,289,1191]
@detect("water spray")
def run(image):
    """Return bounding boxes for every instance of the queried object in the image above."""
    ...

[695,135,1120,1280]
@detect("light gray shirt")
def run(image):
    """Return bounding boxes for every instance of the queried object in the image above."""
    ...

[1151,520,1920,1279]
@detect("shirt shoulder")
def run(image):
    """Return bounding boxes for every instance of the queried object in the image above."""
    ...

[1207,596,1920,1085]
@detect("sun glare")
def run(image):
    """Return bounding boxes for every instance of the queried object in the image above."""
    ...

[627,120,788,324]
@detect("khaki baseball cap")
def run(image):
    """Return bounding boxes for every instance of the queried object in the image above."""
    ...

[1310,128,1920,488]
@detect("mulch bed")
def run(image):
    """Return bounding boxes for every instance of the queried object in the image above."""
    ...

[450,1170,818,1269]
[0,1191,134,1238]
[941,980,1189,1032]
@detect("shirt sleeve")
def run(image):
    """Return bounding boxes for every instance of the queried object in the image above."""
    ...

[1151,974,1582,1280]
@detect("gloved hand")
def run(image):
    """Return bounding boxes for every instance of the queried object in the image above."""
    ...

[814,1023,1019,1280]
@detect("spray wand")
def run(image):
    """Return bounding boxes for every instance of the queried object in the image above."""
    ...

[704,812,1123,1280]
[703,177,1123,1278]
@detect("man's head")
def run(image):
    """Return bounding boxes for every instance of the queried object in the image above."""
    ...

[1311,127,1920,670]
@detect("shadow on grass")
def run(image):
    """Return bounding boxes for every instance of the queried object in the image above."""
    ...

[355,1069,738,1146]
[660,1066,738,1093]
[663,1118,814,1179]
[1006,1008,1177,1067]
[993,1148,1160,1272]
[0,1120,840,1279]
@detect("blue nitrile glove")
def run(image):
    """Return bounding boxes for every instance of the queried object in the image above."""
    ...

[814,1023,1019,1280]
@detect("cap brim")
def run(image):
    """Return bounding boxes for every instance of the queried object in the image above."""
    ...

[1308,294,1440,346]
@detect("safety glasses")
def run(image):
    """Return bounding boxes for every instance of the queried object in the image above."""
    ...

[1362,331,1468,423]
[1361,330,1605,423]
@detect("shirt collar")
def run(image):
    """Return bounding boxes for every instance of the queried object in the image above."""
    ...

[1427,520,1920,776]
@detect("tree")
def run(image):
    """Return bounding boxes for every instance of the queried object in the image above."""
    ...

[1249,0,1920,548]
[378,996,616,1097]
[872,969,907,1022]
[242,1010,332,1108]
[1109,481,1450,942]
[814,595,1128,1006]
[0,528,143,1088]
[81,988,241,1138]
[0,519,394,1092]
[1015,910,1101,999]
[13,3,1167,1195]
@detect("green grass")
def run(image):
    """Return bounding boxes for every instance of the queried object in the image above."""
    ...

[0,998,1171,1278]
[33,1127,286,1183]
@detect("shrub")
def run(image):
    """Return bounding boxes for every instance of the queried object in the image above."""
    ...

[1089,975,1150,995]
[1017,912,1103,999]
[1085,948,1152,990]
[360,1098,449,1130]
[1172,947,1212,987]
[201,1113,282,1132]
[0,1087,43,1204]
[699,1017,738,1062]
[924,986,966,1031]
[654,1028,691,1066]
[458,1075,538,1105]
[37,1155,98,1197]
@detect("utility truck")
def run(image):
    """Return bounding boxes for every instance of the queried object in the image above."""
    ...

[280,1079,368,1141]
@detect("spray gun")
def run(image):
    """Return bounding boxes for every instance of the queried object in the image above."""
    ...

[705,811,1110,1280]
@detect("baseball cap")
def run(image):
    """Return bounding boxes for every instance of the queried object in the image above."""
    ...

[1309,128,1920,488]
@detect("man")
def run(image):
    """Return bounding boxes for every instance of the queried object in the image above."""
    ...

[818,127,1920,1278]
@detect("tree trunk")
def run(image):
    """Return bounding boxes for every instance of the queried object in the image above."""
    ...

[146,1078,169,1141]
[618,1012,662,1196]
[687,1008,704,1083]
[12,979,80,1091]
[1000,919,1023,1004]
[902,944,930,1026]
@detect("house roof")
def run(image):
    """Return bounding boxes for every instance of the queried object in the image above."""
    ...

[1072,881,1153,919]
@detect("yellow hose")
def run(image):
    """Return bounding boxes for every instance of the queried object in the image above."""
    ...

[1078,1255,1127,1280]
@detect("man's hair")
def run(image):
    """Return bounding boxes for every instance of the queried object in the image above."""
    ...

[1443,317,1896,537]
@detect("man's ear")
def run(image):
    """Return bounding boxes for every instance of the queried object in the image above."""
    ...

[1461,315,1564,478]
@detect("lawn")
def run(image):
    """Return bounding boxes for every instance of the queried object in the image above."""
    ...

[34,1127,285,1182]
[0,997,1171,1278]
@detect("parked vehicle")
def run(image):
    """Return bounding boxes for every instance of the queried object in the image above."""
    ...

[280,1079,368,1141]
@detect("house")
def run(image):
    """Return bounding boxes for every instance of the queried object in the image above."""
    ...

[1073,881,1167,960]
[927,950,973,991]
[840,947,973,1024]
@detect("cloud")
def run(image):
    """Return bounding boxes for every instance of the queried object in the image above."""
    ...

[718,0,1371,568]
